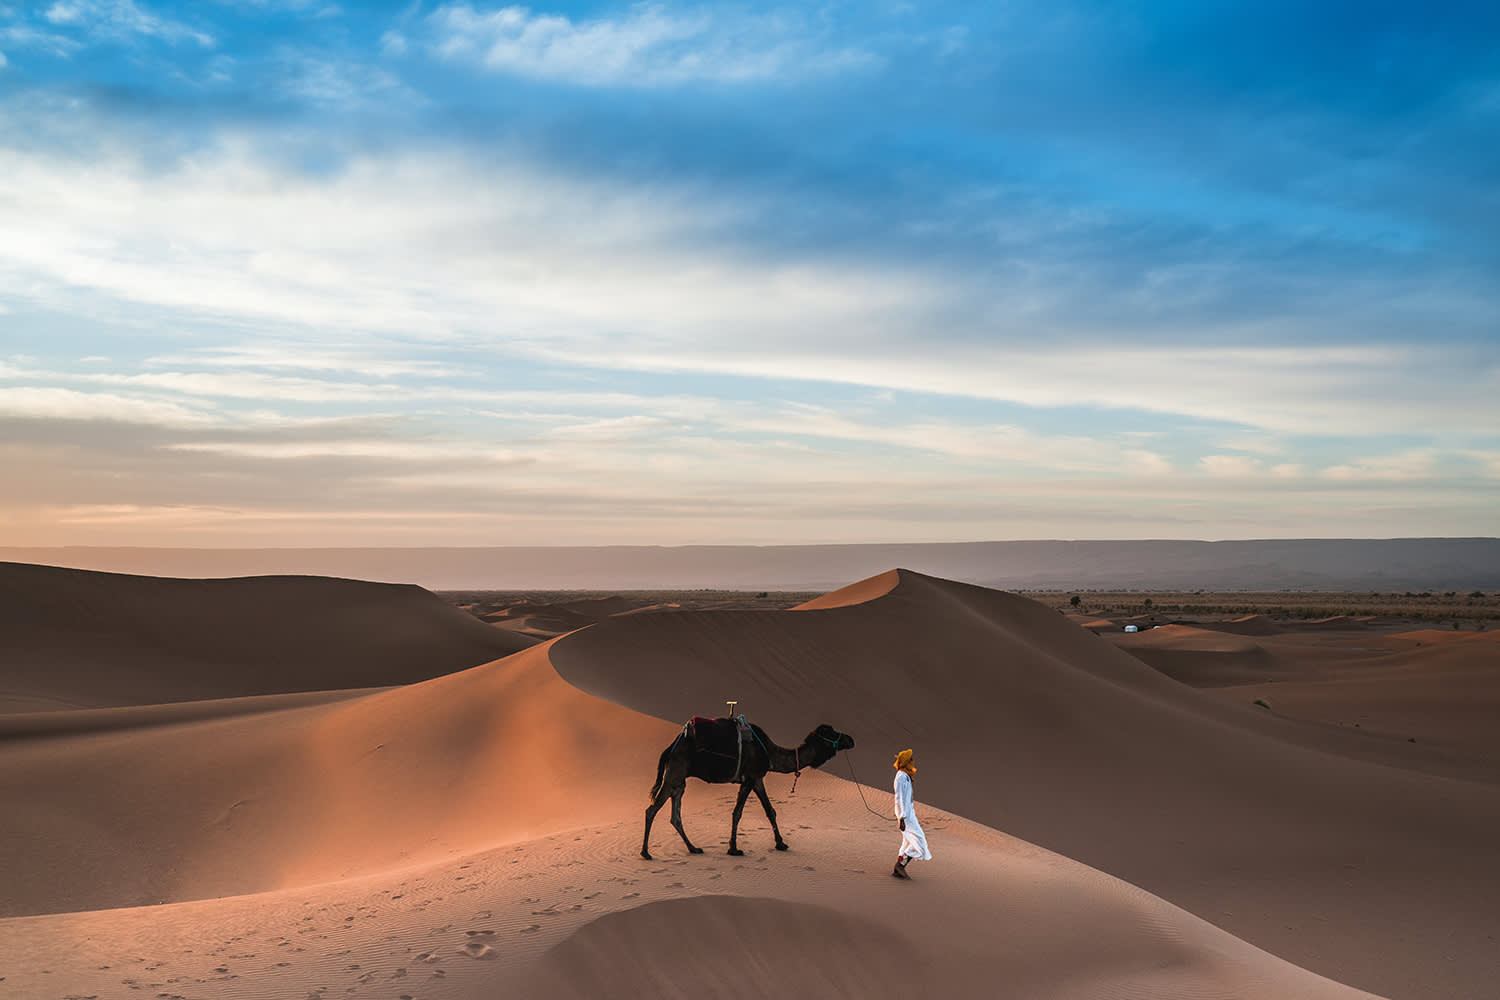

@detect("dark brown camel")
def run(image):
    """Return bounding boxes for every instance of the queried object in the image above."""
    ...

[642,720,855,860]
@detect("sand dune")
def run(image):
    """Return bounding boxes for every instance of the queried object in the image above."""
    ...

[1384,627,1500,648]
[552,569,1500,998]
[0,561,532,712]
[1108,623,1277,685]
[0,640,674,916]
[481,595,643,639]
[1209,639,1500,771]
[0,773,1382,1000]
[1,564,1494,999]
[1202,613,1283,635]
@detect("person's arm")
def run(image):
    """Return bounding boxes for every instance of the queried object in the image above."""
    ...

[895,774,911,828]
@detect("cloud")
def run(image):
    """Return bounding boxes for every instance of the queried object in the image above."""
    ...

[41,0,214,47]
[1,132,1493,447]
[272,51,421,109]
[423,2,879,86]
[1199,455,1262,478]
[146,345,471,379]
[0,22,82,56]
[1322,450,1445,482]
[0,386,217,425]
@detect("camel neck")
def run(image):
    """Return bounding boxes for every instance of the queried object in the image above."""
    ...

[767,738,822,774]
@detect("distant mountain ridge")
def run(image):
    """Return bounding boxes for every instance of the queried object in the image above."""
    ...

[3,538,1497,591]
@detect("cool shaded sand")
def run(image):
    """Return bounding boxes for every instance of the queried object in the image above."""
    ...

[1,564,1495,998]
[0,562,532,712]
[1114,622,1500,778]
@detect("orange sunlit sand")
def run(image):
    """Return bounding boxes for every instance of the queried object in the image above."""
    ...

[2,562,1497,999]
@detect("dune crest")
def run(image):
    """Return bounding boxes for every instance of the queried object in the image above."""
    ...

[791,567,901,609]
[553,567,1500,999]
[0,561,532,712]
[1,563,1490,999]
[0,640,675,916]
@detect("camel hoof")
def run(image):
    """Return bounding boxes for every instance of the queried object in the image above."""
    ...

[727,848,744,857]
[689,846,704,854]
[775,842,789,851]
[641,851,653,860]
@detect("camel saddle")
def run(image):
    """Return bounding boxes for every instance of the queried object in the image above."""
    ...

[688,716,751,760]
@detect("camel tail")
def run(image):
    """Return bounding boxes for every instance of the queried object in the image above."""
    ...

[648,745,672,802]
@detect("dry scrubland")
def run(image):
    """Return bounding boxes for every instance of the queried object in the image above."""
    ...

[2,562,1497,1000]
[445,588,1500,639]
[1025,589,1500,625]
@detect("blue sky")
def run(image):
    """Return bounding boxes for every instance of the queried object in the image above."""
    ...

[0,0,1496,546]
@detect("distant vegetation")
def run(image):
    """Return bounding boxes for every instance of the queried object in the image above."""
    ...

[441,589,823,619]
[440,587,1500,627]
[1035,590,1500,625]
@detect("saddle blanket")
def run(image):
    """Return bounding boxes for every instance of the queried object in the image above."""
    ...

[688,715,751,758]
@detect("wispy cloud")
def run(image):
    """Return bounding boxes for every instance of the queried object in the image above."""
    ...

[272,50,421,109]
[41,0,214,47]
[422,2,879,86]
[1,0,1495,545]
[1,133,1493,446]
[0,22,82,56]
[0,386,217,426]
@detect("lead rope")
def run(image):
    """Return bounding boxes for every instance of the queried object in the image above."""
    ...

[825,744,893,821]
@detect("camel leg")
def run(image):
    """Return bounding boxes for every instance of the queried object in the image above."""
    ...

[751,777,789,851]
[669,788,703,855]
[642,783,672,860]
[727,780,754,856]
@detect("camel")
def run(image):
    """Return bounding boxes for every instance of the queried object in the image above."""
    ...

[642,718,855,860]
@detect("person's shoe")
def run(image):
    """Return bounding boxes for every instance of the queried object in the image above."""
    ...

[892,857,910,879]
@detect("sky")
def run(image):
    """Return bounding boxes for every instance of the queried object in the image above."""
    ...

[0,0,1497,547]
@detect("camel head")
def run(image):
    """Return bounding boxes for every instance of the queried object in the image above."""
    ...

[805,723,855,766]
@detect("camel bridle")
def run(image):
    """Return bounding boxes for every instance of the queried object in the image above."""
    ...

[791,730,849,795]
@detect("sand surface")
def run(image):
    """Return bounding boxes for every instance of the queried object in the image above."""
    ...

[3,564,1496,999]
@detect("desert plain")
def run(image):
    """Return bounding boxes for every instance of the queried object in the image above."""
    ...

[1,561,1497,1000]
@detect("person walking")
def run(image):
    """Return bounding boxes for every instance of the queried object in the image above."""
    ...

[892,748,931,878]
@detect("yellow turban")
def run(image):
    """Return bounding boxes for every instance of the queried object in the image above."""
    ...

[893,748,916,775]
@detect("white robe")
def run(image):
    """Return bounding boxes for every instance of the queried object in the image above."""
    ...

[893,770,932,861]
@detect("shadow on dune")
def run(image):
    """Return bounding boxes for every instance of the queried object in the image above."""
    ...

[0,562,533,711]
[550,568,1500,1000]
[1,563,1495,999]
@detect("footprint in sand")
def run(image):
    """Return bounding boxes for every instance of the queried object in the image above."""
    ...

[414,952,441,964]
[621,892,639,899]
[460,941,496,959]
[520,925,541,934]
